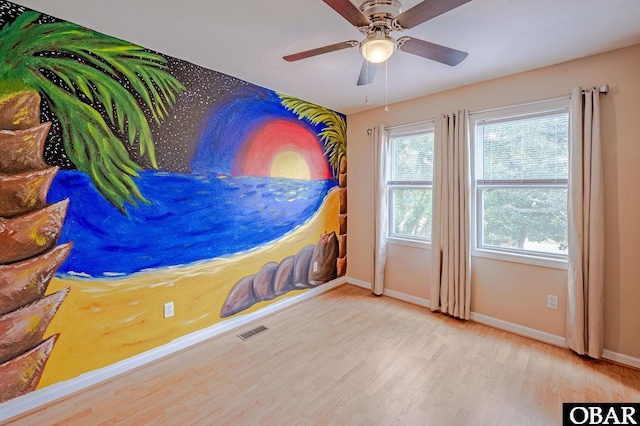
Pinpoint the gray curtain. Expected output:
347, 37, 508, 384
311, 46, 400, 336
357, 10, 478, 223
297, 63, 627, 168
430, 111, 471, 319
566, 87, 605, 358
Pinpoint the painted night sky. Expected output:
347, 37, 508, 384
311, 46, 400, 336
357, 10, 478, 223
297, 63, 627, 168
43, 55, 332, 180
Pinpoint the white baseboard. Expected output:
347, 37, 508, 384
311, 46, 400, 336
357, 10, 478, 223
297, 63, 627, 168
0, 277, 347, 422
470, 313, 640, 369
469, 311, 567, 348
383, 288, 431, 308
344, 277, 370, 290
603, 349, 640, 370
345, 279, 432, 308
347, 278, 640, 370
347, 277, 430, 308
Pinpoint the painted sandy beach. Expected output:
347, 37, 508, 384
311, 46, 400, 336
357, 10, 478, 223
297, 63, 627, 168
39, 189, 340, 387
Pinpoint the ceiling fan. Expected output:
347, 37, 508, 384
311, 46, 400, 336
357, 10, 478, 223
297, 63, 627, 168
284, 0, 472, 86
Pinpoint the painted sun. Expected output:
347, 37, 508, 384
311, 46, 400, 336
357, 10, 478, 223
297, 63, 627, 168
270, 151, 311, 180
233, 119, 331, 180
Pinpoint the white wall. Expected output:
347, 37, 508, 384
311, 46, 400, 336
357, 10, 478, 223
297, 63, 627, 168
346, 44, 640, 360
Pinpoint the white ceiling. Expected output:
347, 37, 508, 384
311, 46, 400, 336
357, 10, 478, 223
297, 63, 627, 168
9, 0, 640, 115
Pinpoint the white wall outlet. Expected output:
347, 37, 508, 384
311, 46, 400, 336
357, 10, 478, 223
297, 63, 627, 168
164, 301, 174, 318
547, 295, 559, 310
313, 261, 318, 272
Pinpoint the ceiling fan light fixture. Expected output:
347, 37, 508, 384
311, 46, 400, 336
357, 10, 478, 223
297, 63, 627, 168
360, 31, 396, 64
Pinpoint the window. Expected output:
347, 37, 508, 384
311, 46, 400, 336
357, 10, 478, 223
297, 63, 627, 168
388, 124, 434, 244
470, 99, 570, 264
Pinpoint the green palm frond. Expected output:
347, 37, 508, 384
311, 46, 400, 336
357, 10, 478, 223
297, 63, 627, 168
277, 93, 346, 179
0, 11, 186, 212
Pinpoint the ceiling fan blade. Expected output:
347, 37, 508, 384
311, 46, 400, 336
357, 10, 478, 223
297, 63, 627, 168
357, 60, 378, 86
395, 0, 472, 29
284, 40, 359, 62
398, 37, 468, 66
323, 0, 371, 28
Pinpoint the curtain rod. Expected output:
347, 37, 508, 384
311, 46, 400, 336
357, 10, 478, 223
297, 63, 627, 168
367, 118, 434, 135
366, 85, 609, 134
470, 84, 609, 116
590, 84, 609, 94
384, 118, 434, 131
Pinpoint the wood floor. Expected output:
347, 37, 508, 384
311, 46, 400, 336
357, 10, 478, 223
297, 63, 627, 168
4, 284, 640, 425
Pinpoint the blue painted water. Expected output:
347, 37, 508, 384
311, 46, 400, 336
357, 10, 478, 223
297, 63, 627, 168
47, 170, 336, 278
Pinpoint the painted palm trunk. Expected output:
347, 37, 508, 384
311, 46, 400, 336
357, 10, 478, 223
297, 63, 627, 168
0, 91, 71, 403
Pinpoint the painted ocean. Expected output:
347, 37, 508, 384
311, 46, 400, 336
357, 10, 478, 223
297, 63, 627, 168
47, 170, 336, 278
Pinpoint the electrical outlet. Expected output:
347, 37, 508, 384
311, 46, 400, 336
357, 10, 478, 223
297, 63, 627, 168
547, 295, 558, 310
164, 301, 174, 318
313, 261, 318, 272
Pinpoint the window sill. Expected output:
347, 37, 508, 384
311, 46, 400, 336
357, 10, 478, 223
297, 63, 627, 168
472, 248, 568, 270
387, 237, 431, 250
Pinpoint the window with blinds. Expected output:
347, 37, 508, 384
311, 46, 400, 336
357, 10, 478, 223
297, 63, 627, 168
476, 112, 569, 183
388, 126, 434, 243
470, 99, 570, 262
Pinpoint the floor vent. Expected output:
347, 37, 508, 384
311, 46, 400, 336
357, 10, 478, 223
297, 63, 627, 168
238, 325, 268, 341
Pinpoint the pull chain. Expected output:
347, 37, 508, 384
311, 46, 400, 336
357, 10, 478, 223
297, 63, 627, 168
384, 59, 389, 112
365, 61, 369, 104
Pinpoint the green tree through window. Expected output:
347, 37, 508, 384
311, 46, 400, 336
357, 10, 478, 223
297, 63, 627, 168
472, 100, 569, 259
388, 126, 434, 242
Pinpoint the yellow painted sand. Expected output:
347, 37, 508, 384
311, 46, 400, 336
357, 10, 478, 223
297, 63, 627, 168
40, 189, 340, 387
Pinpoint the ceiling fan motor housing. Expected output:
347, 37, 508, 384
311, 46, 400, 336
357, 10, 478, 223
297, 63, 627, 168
358, 0, 403, 32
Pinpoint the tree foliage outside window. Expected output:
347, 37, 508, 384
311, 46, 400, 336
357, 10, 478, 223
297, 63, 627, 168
388, 128, 434, 242
473, 104, 570, 259
482, 187, 568, 253
392, 187, 432, 239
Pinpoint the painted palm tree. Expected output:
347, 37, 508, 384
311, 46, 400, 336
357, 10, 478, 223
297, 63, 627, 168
0, 10, 185, 212
0, 9, 185, 400
278, 93, 346, 180
278, 93, 348, 276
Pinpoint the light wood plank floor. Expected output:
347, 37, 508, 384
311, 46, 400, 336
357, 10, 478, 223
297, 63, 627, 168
4, 284, 640, 425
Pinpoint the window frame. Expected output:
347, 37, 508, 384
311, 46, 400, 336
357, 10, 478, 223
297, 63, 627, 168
469, 98, 570, 269
386, 122, 435, 248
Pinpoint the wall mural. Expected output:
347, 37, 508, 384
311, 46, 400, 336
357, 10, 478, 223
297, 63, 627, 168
0, 1, 347, 403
